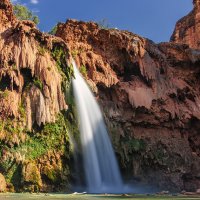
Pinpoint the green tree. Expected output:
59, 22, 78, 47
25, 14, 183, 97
13, 4, 40, 25
49, 24, 58, 35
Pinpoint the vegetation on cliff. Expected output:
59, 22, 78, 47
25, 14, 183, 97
0, 0, 78, 193
13, 4, 39, 25
1, 0, 200, 194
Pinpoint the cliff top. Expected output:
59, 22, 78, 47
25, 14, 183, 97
0, 0, 16, 30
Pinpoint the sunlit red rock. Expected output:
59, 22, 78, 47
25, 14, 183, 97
171, 0, 200, 49
57, 15, 200, 191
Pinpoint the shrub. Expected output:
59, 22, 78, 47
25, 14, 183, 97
80, 65, 87, 78
0, 90, 9, 99
127, 139, 146, 152
97, 19, 111, 29
52, 45, 74, 82
71, 50, 79, 58
37, 46, 46, 56
49, 24, 58, 35
33, 78, 43, 91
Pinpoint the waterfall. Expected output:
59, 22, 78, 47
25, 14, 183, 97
72, 61, 123, 193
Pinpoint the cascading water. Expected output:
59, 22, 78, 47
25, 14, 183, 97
72, 61, 123, 193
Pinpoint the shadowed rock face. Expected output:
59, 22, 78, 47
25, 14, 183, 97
171, 0, 200, 49
57, 18, 200, 191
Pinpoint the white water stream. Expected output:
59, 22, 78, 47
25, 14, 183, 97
72, 61, 123, 193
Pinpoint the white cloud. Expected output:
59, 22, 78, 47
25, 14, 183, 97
30, 0, 39, 4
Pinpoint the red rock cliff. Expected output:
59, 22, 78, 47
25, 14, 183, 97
1, 0, 200, 193
171, 0, 200, 49
57, 18, 200, 191
0, 0, 16, 31
0, 0, 73, 192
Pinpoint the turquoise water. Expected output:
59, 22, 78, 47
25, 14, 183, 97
0, 194, 200, 200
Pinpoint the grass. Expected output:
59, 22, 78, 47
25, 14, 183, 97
0, 194, 200, 200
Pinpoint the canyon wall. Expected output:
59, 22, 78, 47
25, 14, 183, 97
0, 0, 76, 192
171, 0, 200, 49
56, 10, 200, 191
0, 0, 200, 193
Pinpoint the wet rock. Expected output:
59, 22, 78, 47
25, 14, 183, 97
22, 162, 42, 192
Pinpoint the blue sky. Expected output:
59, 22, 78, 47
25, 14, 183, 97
12, 0, 193, 43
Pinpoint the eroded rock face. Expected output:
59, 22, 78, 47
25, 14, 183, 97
57, 19, 200, 191
0, 0, 72, 193
0, 3, 68, 129
171, 0, 200, 49
0, 0, 16, 31
1, 0, 200, 193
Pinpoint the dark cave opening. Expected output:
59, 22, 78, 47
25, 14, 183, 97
0, 75, 11, 91
20, 68, 33, 90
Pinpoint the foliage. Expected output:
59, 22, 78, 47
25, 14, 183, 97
71, 48, 84, 58
64, 87, 80, 147
7, 163, 22, 189
51, 45, 74, 82
80, 65, 87, 78
44, 167, 59, 183
97, 19, 111, 29
119, 135, 146, 154
0, 90, 9, 99
0, 157, 13, 173
33, 77, 43, 91
71, 50, 79, 58
127, 138, 146, 152
13, 4, 40, 25
37, 46, 46, 56
0, 119, 23, 135
14, 138, 47, 160
10, 113, 72, 160
0, 86, 77, 190
52, 46, 66, 67
12, 64, 18, 71
49, 24, 58, 35
19, 99, 26, 119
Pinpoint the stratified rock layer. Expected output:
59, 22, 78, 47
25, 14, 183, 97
57, 19, 200, 191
